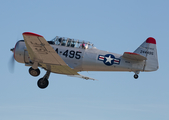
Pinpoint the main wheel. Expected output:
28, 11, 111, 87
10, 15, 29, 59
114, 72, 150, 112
29, 67, 40, 77
134, 74, 139, 79
37, 78, 49, 89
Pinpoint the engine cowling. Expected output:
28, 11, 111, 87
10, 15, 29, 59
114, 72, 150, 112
14, 40, 30, 63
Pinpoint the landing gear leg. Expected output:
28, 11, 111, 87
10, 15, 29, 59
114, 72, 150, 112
134, 71, 140, 79
29, 67, 40, 77
37, 70, 51, 89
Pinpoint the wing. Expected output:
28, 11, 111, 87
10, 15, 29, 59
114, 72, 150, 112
23, 32, 78, 75
122, 52, 147, 61
23, 32, 95, 80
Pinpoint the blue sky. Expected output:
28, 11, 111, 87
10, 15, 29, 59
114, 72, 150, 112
0, 0, 169, 120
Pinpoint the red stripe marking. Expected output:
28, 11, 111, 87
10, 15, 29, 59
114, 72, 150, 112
22, 32, 43, 37
99, 57, 104, 59
114, 60, 119, 62
146, 37, 156, 44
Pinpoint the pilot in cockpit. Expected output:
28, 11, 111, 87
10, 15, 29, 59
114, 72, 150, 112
58, 38, 62, 45
82, 43, 85, 49
80, 42, 85, 49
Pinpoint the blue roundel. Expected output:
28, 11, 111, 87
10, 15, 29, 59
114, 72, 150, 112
103, 54, 115, 66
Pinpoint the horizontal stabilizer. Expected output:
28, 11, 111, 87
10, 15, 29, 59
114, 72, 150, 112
68, 74, 96, 80
122, 52, 147, 61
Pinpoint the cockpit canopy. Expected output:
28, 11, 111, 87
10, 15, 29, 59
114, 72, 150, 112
49, 36, 94, 49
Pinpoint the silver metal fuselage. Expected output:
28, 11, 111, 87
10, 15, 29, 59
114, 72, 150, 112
14, 40, 145, 73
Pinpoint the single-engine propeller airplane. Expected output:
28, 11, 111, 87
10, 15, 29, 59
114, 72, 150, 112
10, 32, 159, 89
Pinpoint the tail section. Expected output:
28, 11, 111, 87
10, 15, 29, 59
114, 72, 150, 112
134, 37, 159, 71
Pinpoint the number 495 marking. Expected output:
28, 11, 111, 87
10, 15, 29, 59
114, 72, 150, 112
55, 48, 82, 59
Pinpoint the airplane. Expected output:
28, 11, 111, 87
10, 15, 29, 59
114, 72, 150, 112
10, 32, 159, 89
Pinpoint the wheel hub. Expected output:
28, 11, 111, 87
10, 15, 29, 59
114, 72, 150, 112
30, 70, 38, 76
29, 67, 40, 77
37, 78, 49, 89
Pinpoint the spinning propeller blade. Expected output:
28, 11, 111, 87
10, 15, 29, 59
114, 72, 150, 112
9, 48, 15, 73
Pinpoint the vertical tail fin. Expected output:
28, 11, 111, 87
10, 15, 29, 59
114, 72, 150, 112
134, 37, 159, 71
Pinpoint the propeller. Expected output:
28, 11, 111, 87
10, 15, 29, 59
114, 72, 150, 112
9, 31, 22, 73
9, 48, 15, 73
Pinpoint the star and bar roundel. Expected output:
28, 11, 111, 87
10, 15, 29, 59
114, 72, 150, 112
98, 54, 121, 66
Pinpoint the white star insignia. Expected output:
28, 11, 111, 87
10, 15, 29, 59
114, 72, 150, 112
105, 55, 114, 63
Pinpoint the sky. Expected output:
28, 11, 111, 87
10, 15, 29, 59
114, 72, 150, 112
0, 0, 169, 120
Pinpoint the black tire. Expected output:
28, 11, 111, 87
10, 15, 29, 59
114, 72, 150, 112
134, 74, 139, 79
29, 67, 40, 77
37, 78, 49, 89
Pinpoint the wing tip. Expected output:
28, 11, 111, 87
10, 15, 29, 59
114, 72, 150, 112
23, 32, 43, 37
